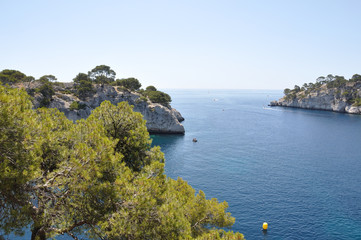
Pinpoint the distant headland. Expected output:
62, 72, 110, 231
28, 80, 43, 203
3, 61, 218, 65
270, 74, 361, 114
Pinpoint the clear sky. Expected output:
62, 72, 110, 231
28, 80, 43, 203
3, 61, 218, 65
1, 0, 361, 89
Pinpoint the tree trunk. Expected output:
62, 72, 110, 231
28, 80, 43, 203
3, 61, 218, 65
31, 226, 46, 240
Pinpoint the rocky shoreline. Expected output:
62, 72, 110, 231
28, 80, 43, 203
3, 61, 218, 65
270, 81, 361, 114
22, 82, 185, 134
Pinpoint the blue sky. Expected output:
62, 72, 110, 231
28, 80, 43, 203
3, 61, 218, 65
1, 0, 361, 89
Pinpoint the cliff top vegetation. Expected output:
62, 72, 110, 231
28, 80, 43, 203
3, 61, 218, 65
282, 74, 361, 106
0, 65, 172, 106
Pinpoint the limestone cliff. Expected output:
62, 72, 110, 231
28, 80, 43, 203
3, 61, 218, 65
24, 82, 185, 134
270, 81, 361, 114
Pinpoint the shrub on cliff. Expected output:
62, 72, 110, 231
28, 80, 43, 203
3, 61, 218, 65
285, 92, 296, 100
38, 75, 57, 83
146, 90, 172, 105
146, 85, 157, 91
73, 73, 95, 99
142, 85, 172, 105
284, 73, 361, 98
350, 74, 361, 82
113, 77, 142, 91
69, 101, 87, 110
36, 76, 56, 107
0, 69, 33, 85
0, 85, 243, 240
326, 75, 347, 89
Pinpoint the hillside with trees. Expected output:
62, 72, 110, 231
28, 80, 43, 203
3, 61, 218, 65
270, 74, 361, 114
0, 65, 172, 106
0, 82, 244, 239
0, 66, 183, 134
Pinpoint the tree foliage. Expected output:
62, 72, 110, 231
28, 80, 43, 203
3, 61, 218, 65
37, 80, 55, 107
38, 75, 57, 83
326, 75, 346, 89
350, 74, 361, 82
283, 88, 290, 95
0, 69, 27, 84
68, 66, 173, 105
69, 101, 87, 111
0, 85, 243, 240
114, 77, 142, 91
142, 86, 172, 105
73, 73, 95, 99
293, 85, 300, 92
147, 90, 172, 105
146, 85, 157, 91
88, 65, 116, 84
87, 101, 153, 172
283, 73, 361, 100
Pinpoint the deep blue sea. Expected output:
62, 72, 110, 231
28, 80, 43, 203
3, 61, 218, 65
4, 89, 361, 240
151, 89, 361, 240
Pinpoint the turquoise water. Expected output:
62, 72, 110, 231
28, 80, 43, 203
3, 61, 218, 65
152, 89, 361, 240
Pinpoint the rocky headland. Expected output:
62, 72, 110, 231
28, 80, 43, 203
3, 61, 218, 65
270, 75, 361, 114
20, 82, 185, 134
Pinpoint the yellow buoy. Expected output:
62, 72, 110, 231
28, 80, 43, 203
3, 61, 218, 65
262, 222, 268, 231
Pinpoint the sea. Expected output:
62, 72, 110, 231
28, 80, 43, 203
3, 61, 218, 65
4, 89, 361, 240
151, 89, 361, 240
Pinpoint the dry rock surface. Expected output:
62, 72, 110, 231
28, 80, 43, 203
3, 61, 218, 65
270, 82, 361, 114
23, 82, 185, 134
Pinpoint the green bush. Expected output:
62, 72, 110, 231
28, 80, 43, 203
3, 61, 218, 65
327, 76, 347, 89
61, 90, 73, 94
73, 73, 95, 99
70, 101, 87, 110
283, 88, 291, 95
114, 78, 141, 91
26, 88, 36, 96
146, 85, 157, 92
0, 69, 27, 84
142, 85, 171, 105
38, 81, 55, 107
350, 74, 361, 82
146, 90, 171, 105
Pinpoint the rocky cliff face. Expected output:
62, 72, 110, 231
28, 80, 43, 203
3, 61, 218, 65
26, 82, 185, 134
270, 82, 361, 114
